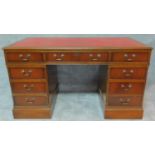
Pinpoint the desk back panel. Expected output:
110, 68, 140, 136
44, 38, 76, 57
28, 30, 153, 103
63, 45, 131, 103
53, 65, 108, 92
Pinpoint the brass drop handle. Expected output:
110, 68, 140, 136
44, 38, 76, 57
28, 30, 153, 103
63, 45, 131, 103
23, 84, 34, 91
25, 97, 35, 104
119, 98, 131, 105
121, 84, 132, 91
56, 58, 63, 61
89, 53, 101, 61
91, 58, 98, 61
122, 69, 134, 77
124, 53, 136, 61
89, 54, 97, 61
19, 54, 31, 61
54, 53, 64, 61
21, 69, 32, 77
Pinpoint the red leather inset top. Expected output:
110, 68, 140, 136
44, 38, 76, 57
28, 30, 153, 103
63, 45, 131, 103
5, 37, 150, 49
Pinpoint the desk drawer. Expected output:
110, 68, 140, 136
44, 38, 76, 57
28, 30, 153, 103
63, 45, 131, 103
108, 96, 142, 106
14, 96, 48, 106
9, 68, 45, 79
109, 67, 147, 79
109, 82, 145, 95
80, 53, 108, 62
47, 53, 78, 61
12, 82, 47, 93
46, 52, 109, 62
111, 52, 150, 62
6, 53, 43, 62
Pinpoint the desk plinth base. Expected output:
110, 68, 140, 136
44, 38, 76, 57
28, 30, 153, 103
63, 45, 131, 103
13, 106, 52, 119
104, 106, 143, 119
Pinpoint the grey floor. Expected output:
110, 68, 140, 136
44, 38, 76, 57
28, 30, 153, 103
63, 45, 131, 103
0, 34, 155, 121
52, 93, 104, 121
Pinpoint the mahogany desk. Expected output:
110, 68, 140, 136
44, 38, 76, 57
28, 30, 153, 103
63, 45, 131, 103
3, 37, 152, 119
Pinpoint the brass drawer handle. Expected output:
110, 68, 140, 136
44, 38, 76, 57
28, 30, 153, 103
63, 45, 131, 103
89, 54, 98, 61
19, 54, 31, 61
121, 84, 132, 91
91, 58, 98, 61
121, 102, 129, 105
126, 58, 133, 61
122, 69, 134, 77
55, 58, 63, 61
122, 69, 134, 73
21, 69, 32, 77
25, 97, 35, 104
23, 84, 34, 91
89, 54, 101, 60
119, 98, 131, 105
124, 53, 137, 61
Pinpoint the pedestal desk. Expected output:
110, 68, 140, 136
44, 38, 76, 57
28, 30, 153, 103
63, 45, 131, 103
3, 37, 152, 119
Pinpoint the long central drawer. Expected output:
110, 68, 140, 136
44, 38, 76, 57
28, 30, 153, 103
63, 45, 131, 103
46, 52, 109, 62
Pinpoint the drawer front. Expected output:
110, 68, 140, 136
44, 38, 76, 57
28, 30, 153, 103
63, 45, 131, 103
111, 52, 149, 62
14, 96, 48, 106
9, 68, 45, 79
109, 82, 145, 95
47, 53, 78, 61
109, 67, 147, 79
80, 53, 108, 62
6, 53, 43, 62
108, 96, 143, 106
12, 82, 47, 93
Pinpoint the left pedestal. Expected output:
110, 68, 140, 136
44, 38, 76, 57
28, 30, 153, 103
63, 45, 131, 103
4, 51, 52, 119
